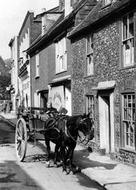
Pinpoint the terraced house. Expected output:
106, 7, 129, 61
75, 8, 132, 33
27, 0, 96, 115
68, 0, 136, 164
18, 11, 42, 108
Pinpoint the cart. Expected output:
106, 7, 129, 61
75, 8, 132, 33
15, 107, 57, 162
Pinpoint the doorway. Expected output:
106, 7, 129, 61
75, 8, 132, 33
98, 92, 114, 153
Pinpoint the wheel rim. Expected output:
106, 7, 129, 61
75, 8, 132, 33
15, 118, 27, 161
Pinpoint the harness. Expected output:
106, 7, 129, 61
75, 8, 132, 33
44, 114, 68, 140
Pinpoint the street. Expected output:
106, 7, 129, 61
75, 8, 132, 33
0, 119, 105, 190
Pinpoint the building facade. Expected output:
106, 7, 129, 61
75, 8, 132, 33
27, 7, 62, 110
69, 0, 136, 164
18, 11, 41, 108
8, 36, 19, 113
27, 0, 96, 115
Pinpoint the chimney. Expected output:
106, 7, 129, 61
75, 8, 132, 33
59, 0, 65, 11
64, 0, 73, 17
41, 8, 47, 36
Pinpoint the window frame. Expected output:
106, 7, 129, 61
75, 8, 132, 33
86, 34, 94, 76
55, 38, 67, 74
122, 93, 136, 150
35, 53, 40, 78
121, 12, 135, 68
85, 95, 95, 119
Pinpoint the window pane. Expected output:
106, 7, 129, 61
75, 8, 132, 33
122, 94, 135, 149
122, 13, 134, 67
123, 16, 127, 40
123, 41, 131, 66
130, 38, 134, 64
86, 95, 94, 118
86, 35, 94, 75
129, 13, 134, 38
87, 54, 93, 76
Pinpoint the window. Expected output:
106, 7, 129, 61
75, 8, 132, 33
85, 95, 94, 119
35, 53, 40, 77
34, 92, 40, 108
86, 35, 94, 76
122, 93, 135, 150
56, 38, 67, 73
122, 13, 134, 67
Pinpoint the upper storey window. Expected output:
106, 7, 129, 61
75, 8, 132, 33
122, 13, 134, 67
55, 38, 67, 74
35, 53, 40, 78
86, 34, 94, 76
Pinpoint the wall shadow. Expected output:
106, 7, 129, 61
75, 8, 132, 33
74, 148, 117, 170
0, 160, 44, 190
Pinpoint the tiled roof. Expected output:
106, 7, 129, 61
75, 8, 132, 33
68, 0, 136, 38
27, 0, 96, 54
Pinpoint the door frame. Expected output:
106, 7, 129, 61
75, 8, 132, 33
98, 90, 115, 153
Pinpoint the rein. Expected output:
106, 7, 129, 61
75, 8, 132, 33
44, 115, 67, 140
66, 127, 77, 142
65, 117, 87, 143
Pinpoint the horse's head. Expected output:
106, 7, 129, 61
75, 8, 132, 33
78, 113, 94, 140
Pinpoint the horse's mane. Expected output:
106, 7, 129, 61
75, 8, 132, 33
67, 115, 82, 127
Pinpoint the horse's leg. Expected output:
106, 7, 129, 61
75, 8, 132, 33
66, 143, 81, 174
44, 137, 51, 161
60, 144, 67, 172
69, 146, 81, 174
54, 143, 60, 166
65, 147, 74, 174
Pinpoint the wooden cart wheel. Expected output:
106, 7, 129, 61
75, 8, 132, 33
15, 118, 27, 162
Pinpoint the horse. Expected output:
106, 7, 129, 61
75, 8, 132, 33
44, 109, 68, 166
60, 114, 94, 174
44, 110, 94, 173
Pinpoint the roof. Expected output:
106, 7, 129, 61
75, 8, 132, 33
68, 0, 136, 39
27, 13, 64, 55
27, 0, 96, 55
18, 11, 34, 36
35, 6, 61, 17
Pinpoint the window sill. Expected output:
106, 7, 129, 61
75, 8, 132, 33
119, 147, 136, 154
84, 74, 94, 79
35, 76, 40, 79
119, 64, 136, 71
56, 70, 67, 75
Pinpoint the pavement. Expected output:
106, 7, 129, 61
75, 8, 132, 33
0, 111, 136, 190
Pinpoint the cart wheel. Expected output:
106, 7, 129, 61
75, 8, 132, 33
15, 118, 27, 162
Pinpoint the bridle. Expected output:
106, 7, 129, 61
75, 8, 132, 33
77, 117, 94, 145
65, 117, 93, 144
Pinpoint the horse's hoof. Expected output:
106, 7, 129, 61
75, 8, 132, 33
66, 169, 71, 175
72, 166, 81, 174
53, 163, 58, 168
45, 161, 50, 167
56, 161, 63, 167
78, 167, 81, 173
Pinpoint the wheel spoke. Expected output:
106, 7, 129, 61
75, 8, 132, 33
17, 142, 21, 150
17, 128, 21, 137
15, 118, 27, 161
